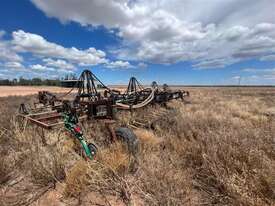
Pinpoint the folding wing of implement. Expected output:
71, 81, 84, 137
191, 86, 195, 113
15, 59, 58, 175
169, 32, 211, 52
114, 77, 189, 109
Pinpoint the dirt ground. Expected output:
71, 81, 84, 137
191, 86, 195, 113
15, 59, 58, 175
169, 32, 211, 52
0, 86, 76, 97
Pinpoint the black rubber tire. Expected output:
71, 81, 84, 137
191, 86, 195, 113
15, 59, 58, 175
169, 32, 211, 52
88, 143, 98, 158
115, 127, 139, 156
111, 107, 117, 120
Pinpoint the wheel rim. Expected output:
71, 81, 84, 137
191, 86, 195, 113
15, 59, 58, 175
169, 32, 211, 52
88, 143, 97, 158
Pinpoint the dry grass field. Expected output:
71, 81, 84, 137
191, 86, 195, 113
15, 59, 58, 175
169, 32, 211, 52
0, 87, 274, 205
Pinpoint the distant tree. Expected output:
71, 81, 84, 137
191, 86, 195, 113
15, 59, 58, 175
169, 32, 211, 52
72, 74, 77, 80
12, 78, 18, 85
19, 76, 28, 85
0, 79, 11, 85
31, 78, 42, 85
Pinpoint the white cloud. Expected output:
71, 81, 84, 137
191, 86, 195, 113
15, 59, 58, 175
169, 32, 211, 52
252, 23, 275, 35
0, 73, 9, 79
4, 62, 25, 70
12, 30, 107, 66
0, 29, 136, 79
137, 62, 147, 68
31, 0, 133, 28
31, 0, 275, 29
242, 67, 275, 81
232, 75, 241, 80
31, 64, 55, 72
230, 74, 275, 85
0, 30, 6, 38
105, 60, 133, 69
31, 0, 275, 68
242, 68, 258, 72
192, 58, 236, 69
247, 74, 275, 81
260, 74, 275, 80
243, 68, 275, 73
43, 58, 75, 70
0, 31, 23, 62
260, 54, 275, 61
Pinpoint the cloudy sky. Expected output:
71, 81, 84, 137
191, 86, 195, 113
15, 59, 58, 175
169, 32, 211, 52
0, 0, 275, 85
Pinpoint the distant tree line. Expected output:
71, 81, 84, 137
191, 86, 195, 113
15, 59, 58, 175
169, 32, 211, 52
0, 77, 61, 86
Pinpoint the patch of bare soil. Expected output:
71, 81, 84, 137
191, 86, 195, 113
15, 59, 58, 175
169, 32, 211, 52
0, 86, 73, 97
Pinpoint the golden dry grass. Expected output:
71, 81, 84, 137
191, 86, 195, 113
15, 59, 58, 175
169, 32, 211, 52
64, 160, 88, 197
98, 142, 130, 174
0, 87, 274, 205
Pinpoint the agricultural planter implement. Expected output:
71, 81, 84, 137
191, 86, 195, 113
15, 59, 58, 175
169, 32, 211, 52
114, 77, 189, 109
18, 69, 189, 160
152, 82, 189, 104
114, 77, 155, 110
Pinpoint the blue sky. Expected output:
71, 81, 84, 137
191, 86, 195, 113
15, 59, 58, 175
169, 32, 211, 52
0, 0, 275, 85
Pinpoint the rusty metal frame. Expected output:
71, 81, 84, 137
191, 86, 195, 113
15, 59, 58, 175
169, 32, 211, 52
18, 111, 87, 130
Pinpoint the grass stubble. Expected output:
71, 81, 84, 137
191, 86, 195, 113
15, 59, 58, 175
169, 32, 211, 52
0, 87, 274, 205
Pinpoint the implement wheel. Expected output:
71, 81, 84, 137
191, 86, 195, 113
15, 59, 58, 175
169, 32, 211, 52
115, 127, 139, 156
88, 143, 98, 159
